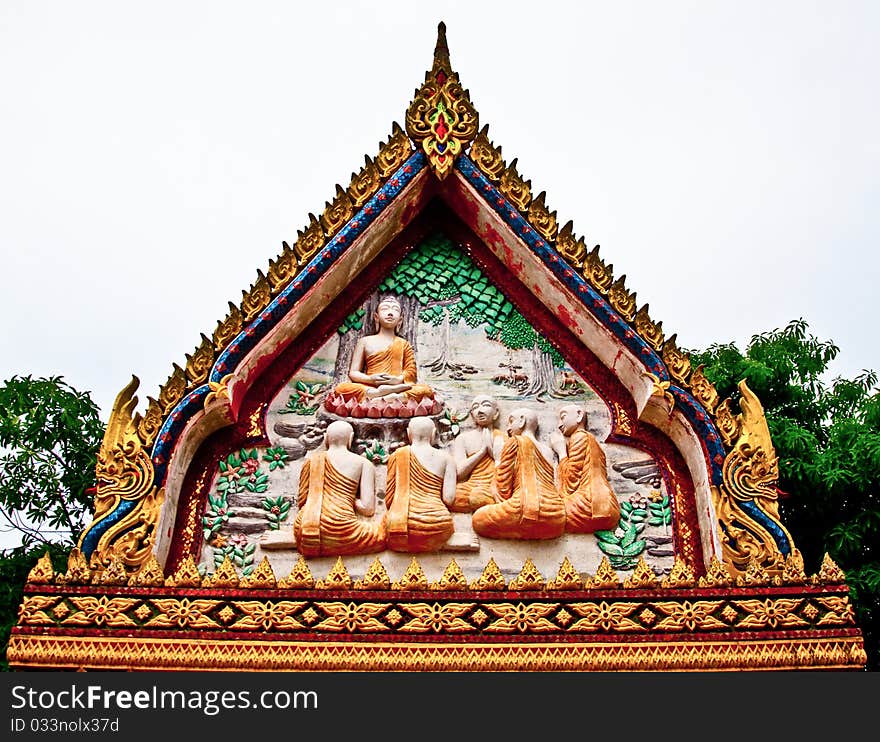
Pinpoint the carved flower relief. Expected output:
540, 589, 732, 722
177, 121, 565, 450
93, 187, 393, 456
146, 599, 220, 629
733, 599, 807, 630
65, 596, 138, 627
314, 602, 390, 632
652, 601, 726, 632
569, 602, 643, 633
230, 601, 306, 631
484, 603, 558, 633
398, 602, 475, 633
17, 595, 61, 626
814, 597, 856, 627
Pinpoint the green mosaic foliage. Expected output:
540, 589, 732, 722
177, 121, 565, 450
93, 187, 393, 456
202, 491, 229, 542
361, 440, 388, 465
261, 495, 291, 530
263, 447, 290, 471
217, 448, 268, 495
212, 537, 256, 576
336, 232, 563, 365
594, 501, 648, 570
279, 381, 326, 415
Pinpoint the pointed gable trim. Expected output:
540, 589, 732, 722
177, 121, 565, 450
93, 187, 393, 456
148, 151, 429, 485
455, 154, 727, 486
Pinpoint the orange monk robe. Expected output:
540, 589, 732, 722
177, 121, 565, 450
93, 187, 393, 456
293, 453, 386, 557
384, 448, 454, 553
451, 430, 505, 513
472, 435, 566, 540
557, 429, 621, 533
334, 336, 435, 403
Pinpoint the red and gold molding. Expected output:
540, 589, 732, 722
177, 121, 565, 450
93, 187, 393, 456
8, 635, 865, 672
8, 573, 867, 671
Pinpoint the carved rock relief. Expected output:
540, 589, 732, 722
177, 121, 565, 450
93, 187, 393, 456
197, 235, 676, 584
198, 322, 674, 584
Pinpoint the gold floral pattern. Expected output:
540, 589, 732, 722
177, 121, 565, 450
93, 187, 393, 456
484, 603, 558, 633
398, 603, 474, 633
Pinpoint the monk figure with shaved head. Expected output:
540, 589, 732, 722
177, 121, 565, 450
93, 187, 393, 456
551, 403, 620, 534
291, 420, 386, 556
450, 394, 505, 512
384, 417, 457, 553
471, 407, 566, 540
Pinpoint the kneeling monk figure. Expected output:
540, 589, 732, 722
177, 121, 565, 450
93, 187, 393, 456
293, 420, 386, 556
384, 417, 457, 553
332, 296, 436, 404
550, 404, 620, 533
450, 394, 505, 512
472, 407, 566, 540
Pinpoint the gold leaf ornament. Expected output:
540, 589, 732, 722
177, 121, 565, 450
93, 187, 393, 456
468, 125, 505, 183
526, 192, 558, 242
185, 333, 215, 387
499, 159, 532, 212
555, 221, 586, 269
348, 155, 382, 208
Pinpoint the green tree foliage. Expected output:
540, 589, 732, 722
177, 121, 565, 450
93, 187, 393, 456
0, 375, 104, 670
0, 375, 103, 549
689, 319, 880, 669
338, 232, 564, 366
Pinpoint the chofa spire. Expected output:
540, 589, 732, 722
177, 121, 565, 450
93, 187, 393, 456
405, 21, 478, 180
432, 20, 451, 72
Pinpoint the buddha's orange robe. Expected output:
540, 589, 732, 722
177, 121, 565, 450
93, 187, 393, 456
451, 430, 505, 513
472, 435, 566, 540
334, 336, 435, 403
293, 452, 385, 557
557, 429, 620, 533
384, 448, 454, 553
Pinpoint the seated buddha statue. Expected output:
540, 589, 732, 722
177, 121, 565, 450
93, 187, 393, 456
471, 407, 566, 541
327, 296, 439, 417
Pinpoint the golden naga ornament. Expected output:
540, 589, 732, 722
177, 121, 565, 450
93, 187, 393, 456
158, 364, 187, 415
405, 23, 478, 180
469, 125, 505, 183
583, 245, 614, 295
348, 155, 382, 208
608, 275, 637, 321
213, 301, 243, 352
376, 123, 413, 179
241, 269, 272, 323
555, 221, 587, 269
499, 159, 532, 212
268, 243, 298, 295
527, 192, 558, 242
634, 304, 664, 352
319, 184, 354, 238
134, 395, 163, 449
293, 213, 325, 266
688, 364, 719, 414
661, 334, 692, 386
77, 377, 165, 573
185, 333, 215, 387
711, 381, 795, 576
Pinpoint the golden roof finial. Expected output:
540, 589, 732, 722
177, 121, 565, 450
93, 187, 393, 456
433, 21, 451, 73
406, 21, 478, 180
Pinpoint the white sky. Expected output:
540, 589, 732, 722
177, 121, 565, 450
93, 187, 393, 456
1, 0, 878, 421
